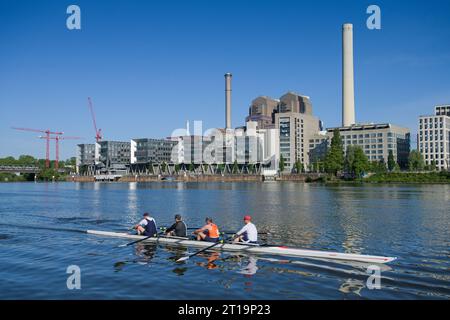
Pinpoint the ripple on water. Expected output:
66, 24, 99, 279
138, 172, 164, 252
0, 182, 449, 299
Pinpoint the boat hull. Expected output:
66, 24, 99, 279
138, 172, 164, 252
87, 230, 397, 264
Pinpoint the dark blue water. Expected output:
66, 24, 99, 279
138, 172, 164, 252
0, 182, 449, 299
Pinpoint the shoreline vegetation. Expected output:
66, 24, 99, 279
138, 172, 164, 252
0, 155, 75, 182
307, 171, 450, 184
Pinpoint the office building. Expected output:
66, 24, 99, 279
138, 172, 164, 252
418, 105, 450, 170
131, 138, 178, 164
326, 124, 410, 168
275, 92, 321, 172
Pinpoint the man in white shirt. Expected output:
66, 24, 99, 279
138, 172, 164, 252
133, 212, 157, 237
233, 215, 258, 244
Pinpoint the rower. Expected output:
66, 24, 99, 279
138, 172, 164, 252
193, 217, 220, 243
233, 215, 258, 244
134, 212, 157, 237
165, 214, 187, 237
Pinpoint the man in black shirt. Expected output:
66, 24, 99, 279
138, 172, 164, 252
165, 214, 187, 237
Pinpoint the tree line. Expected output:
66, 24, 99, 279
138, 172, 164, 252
0, 155, 77, 182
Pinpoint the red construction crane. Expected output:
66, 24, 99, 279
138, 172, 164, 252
12, 127, 64, 168
39, 135, 82, 170
88, 97, 103, 143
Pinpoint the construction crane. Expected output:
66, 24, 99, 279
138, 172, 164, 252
88, 97, 102, 143
12, 127, 64, 168
39, 135, 82, 170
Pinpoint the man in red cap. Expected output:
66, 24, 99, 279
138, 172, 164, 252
233, 215, 258, 244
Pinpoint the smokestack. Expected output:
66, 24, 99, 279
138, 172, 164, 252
225, 73, 232, 129
342, 23, 355, 127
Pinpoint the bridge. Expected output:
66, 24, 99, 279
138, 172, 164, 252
0, 166, 41, 174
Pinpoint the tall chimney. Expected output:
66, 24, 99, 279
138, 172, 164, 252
225, 73, 232, 129
342, 23, 355, 127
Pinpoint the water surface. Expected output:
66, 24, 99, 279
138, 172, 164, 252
0, 182, 449, 299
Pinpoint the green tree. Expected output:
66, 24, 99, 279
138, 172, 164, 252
188, 162, 195, 172
344, 145, 356, 173
325, 129, 344, 175
345, 146, 369, 177
18, 155, 36, 166
352, 147, 370, 177
408, 150, 425, 171
279, 155, 285, 172
294, 160, 303, 173
38, 168, 60, 181
387, 150, 396, 172
430, 160, 437, 171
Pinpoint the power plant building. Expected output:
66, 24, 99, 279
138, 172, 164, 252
246, 96, 279, 129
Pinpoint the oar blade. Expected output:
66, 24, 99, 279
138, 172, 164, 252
176, 256, 190, 263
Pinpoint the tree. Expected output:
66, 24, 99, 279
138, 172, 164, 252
345, 146, 369, 177
325, 129, 344, 175
188, 162, 195, 172
38, 168, 60, 181
387, 150, 396, 172
408, 150, 425, 171
430, 160, 437, 171
18, 155, 36, 166
279, 155, 285, 172
353, 147, 370, 177
294, 160, 303, 173
344, 145, 356, 173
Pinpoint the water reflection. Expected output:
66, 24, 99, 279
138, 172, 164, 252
196, 252, 221, 270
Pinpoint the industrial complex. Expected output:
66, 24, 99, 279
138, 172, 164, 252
74, 23, 449, 179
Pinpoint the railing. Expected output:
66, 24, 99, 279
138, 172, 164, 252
0, 166, 41, 173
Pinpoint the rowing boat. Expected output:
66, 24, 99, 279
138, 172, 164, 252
87, 230, 397, 264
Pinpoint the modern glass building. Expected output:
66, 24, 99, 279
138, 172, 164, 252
98, 141, 131, 170
131, 138, 178, 164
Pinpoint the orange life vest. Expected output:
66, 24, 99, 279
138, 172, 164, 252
206, 223, 219, 238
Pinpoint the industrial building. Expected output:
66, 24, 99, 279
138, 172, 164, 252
418, 105, 450, 170
275, 105, 321, 171
245, 96, 279, 129
244, 92, 321, 172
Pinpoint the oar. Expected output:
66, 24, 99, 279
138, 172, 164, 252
176, 239, 225, 262
118, 232, 159, 248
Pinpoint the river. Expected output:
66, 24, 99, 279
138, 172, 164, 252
0, 182, 449, 299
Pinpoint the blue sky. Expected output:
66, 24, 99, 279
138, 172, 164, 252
1, 0, 450, 160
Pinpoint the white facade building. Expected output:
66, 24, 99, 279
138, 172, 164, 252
418, 105, 450, 170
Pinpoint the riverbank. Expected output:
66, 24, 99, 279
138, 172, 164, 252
50, 171, 450, 185
362, 171, 450, 184
318, 171, 450, 184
